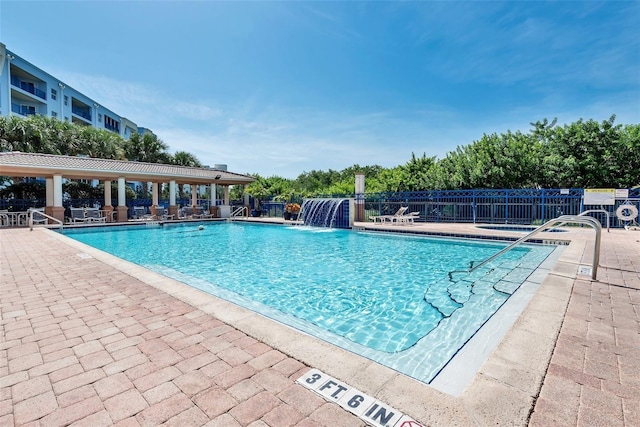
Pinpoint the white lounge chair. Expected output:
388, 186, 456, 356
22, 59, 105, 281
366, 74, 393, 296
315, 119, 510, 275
392, 211, 421, 225
155, 206, 174, 220
132, 206, 153, 220
370, 206, 409, 223
85, 208, 106, 223
70, 207, 91, 223
193, 206, 213, 219
179, 207, 194, 219
28, 208, 48, 225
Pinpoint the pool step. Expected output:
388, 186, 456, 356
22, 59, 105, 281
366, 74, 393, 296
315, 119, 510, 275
424, 257, 533, 318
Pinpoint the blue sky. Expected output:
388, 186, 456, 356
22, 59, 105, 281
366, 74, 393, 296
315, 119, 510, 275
1, 1, 638, 178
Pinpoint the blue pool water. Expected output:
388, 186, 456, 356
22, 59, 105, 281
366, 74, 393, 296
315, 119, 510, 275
63, 222, 556, 382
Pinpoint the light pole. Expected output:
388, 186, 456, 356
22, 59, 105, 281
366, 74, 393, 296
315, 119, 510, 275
58, 82, 65, 119
6, 53, 15, 115
93, 103, 99, 127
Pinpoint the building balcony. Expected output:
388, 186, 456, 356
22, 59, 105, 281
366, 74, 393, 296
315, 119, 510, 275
71, 116, 91, 127
71, 106, 92, 122
105, 123, 120, 133
11, 102, 37, 116
10, 75, 46, 100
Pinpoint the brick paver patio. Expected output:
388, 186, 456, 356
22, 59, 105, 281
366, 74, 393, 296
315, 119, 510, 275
529, 228, 640, 427
1, 224, 639, 426
1, 228, 362, 426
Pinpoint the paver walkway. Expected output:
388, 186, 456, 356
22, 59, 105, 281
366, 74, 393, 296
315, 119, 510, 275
1, 224, 639, 426
1, 228, 363, 426
529, 228, 640, 426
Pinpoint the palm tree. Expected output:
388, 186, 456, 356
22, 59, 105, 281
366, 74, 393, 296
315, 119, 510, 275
172, 151, 202, 198
125, 132, 171, 197
125, 132, 170, 163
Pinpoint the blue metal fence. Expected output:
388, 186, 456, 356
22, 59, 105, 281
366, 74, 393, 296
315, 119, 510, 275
2, 188, 638, 227
361, 188, 639, 228
0, 198, 229, 220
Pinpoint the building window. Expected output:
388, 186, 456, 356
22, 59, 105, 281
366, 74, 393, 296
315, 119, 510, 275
52, 111, 58, 117
98, 113, 102, 122
64, 95, 68, 106
51, 89, 57, 101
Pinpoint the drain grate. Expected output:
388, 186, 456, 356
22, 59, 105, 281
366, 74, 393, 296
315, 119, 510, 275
577, 265, 593, 276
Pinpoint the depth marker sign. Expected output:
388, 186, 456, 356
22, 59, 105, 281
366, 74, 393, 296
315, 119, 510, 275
296, 369, 424, 427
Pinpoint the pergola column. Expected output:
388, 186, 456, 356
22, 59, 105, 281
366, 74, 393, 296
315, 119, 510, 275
152, 182, 159, 206
191, 184, 198, 208
168, 180, 178, 217
49, 174, 65, 223
116, 177, 128, 222
45, 177, 53, 218
210, 184, 217, 215
355, 173, 365, 222
151, 182, 159, 215
224, 186, 229, 205
103, 180, 114, 222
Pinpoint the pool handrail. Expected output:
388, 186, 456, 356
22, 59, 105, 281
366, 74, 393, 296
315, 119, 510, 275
465, 215, 602, 281
28, 209, 63, 231
578, 209, 610, 232
230, 206, 249, 218
545, 209, 610, 234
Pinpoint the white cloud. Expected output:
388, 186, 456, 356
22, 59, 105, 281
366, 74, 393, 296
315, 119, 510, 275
49, 70, 222, 125
45, 66, 638, 179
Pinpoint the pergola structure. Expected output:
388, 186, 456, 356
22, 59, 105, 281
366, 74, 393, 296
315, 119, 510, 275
0, 152, 255, 222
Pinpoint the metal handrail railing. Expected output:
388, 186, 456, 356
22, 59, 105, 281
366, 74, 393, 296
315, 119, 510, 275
28, 209, 63, 231
579, 209, 610, 232
458, 215, 602, 281
230, 206, 249, 218
547, 209, 611, 234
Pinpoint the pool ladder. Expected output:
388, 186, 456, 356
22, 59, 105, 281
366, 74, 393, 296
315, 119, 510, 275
453, 215, 602, 281
28, 209, 63, 231
229, 206, 249, 220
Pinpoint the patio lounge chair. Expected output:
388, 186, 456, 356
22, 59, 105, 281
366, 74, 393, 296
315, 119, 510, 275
392, 211, 421, 225
85, 208, 106, 223
154, 206, 174, 220
193, 206, 213, 219
70, 207, 92, 223
179, 207, 194, 219
132, 206, 151, 220
370, 206, 409, 223
28, 208, 48, 225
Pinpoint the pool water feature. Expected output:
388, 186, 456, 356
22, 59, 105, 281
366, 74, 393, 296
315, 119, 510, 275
299, 198, 352, 228
62, 222, 558, 384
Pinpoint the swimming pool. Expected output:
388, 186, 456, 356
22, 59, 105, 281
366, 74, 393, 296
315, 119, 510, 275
62, 222, 558, 383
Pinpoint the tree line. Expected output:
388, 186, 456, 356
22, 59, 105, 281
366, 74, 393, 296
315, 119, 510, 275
1, 114, 638, 202
246, 115, 639, 201
0, 114, 202, 167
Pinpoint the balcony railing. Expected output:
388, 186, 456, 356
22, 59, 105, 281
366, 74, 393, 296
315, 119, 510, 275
104, 123, 120, 133
10, 76, 46, 100
11, 102, 36, 116
71, 107, 92, 121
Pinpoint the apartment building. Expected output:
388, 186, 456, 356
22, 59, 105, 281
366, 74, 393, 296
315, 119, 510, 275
0, 43, 153, 139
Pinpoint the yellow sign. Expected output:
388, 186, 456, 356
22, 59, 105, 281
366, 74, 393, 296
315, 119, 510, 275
584, 188, 615, 205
